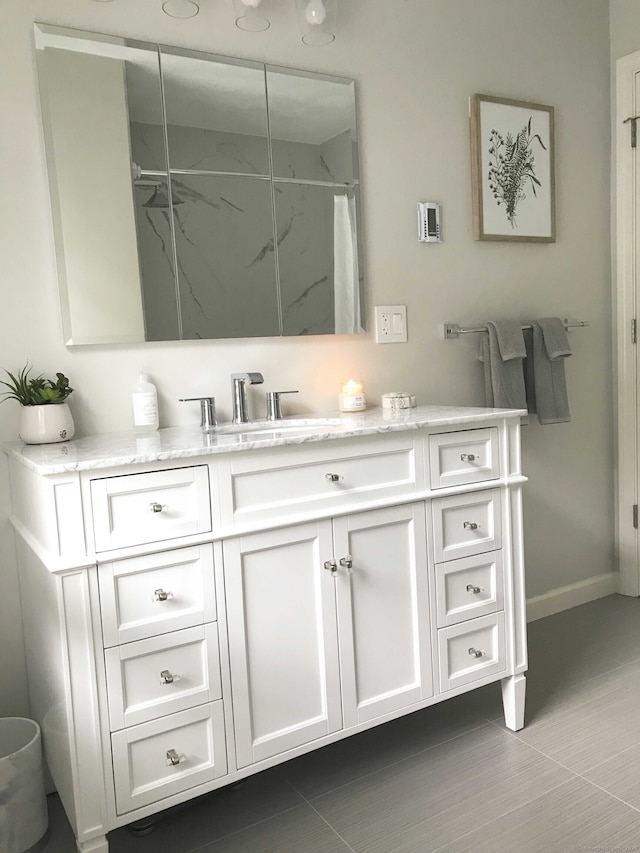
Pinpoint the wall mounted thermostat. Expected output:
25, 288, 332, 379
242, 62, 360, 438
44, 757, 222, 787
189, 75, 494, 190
417, 202, 442, 243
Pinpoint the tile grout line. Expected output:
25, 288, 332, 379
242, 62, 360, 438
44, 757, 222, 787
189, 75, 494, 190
286, 779, 357, 853
427, 718, 640, 853
485, 717, 640, 817
472, 656, 638, 731
427, 776, 578, 853
176, 802, 308, 853
283, 718, 491, 804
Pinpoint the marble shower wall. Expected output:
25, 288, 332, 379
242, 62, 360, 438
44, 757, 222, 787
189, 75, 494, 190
130, 120, 355, 339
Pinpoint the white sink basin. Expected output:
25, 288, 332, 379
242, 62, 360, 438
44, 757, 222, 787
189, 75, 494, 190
217, 418, 347, 436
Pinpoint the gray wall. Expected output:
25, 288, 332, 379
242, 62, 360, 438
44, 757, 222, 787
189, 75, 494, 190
0, 0, 612, 718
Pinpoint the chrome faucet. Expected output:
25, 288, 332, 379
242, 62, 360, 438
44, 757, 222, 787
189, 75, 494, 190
231, 373, 264, 424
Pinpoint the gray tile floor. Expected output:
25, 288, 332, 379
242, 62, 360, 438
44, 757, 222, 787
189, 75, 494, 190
42, 594, 640, 853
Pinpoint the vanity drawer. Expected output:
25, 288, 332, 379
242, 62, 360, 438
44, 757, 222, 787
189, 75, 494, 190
90, 466, 212, 552
429, 428, 499, 489
223, 436, 421, 526
438, 612, 506, 692
432, 488, 502, 562
99, 545, 216, 647
105, 624, 222, 730
435, 551, 505, 627
111, 702, 227, 814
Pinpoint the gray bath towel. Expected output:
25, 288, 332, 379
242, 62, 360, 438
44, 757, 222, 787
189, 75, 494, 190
528, 318, 572, 424
479, 320, 527, 410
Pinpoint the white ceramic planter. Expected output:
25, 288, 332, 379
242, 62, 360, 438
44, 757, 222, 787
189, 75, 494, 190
19, 402, 75, 444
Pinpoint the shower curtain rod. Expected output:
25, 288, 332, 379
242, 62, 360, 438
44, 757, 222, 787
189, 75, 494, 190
443, 320, 589, 339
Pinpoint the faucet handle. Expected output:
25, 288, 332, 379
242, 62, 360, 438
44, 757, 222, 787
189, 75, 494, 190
266, 390, 299, 421
231, 372, 264, 385
179, 397, 217, 433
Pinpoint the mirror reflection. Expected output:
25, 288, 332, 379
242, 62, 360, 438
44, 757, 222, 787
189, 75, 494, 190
34, 24, 364, 345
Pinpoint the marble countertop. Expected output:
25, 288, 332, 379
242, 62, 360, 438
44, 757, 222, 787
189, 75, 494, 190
4, 405, 525, 475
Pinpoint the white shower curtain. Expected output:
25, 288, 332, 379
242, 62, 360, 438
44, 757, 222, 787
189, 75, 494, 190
333, 194, 360, 334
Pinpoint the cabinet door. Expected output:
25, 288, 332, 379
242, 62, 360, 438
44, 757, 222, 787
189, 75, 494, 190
224, 522, 342, 768
333, 503, 433, 728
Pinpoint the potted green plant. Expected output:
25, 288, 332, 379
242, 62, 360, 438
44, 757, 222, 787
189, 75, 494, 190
1, 364, 75, 444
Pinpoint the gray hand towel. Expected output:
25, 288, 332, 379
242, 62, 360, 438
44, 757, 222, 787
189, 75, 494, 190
530, 318, 572, 424
523, 328, 536, 415
478, 320, 527, 410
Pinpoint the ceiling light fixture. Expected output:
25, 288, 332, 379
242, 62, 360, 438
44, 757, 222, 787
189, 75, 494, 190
234, 0, 271, 32
162, 0, 199, 19
294, 0, 336, 46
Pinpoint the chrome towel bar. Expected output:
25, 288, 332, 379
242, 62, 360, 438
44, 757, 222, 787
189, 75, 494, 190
444, 319, 589, 339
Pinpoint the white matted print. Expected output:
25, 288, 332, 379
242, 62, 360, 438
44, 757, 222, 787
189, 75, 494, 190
470, 94, 555, 242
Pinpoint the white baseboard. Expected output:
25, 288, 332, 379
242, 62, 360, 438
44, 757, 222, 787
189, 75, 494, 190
526, 572, 617, 622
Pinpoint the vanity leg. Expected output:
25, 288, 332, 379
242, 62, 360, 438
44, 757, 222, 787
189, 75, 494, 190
77, 835, 109, 853
501, 673, 526, 731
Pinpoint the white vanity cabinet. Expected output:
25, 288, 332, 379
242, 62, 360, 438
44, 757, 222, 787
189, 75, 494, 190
225, 502, 432, 768
6, 406, 527, 853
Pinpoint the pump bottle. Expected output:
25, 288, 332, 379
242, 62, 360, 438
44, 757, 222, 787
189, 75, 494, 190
132, 371, 159, 432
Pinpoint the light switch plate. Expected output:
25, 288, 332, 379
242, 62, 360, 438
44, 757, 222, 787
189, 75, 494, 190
375, 305, 407, 343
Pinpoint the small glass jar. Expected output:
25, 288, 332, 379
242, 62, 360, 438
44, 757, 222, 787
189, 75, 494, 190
339, 379, 366, 412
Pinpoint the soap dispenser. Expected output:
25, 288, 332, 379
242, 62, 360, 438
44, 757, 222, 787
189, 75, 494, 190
132, 371, 159, 432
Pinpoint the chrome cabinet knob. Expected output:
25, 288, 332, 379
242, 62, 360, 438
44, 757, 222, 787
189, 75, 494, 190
165, 749, 186, 766
153, 588, 173, 602
466, 584, 482, 594
323, 560, 338, 574
149, 501, 166, 513
463, 521, 480, 531
160, 670, 179, 684
468, 647, 484, 658
325, 473, 341, 482
460, 453, 477, 462
339, 555, 353, 569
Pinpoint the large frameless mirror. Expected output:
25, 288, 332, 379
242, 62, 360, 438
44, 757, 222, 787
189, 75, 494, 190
34, 23, 364, 345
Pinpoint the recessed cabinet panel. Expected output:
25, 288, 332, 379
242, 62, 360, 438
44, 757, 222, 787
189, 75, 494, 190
226, 437, 420, 526
432, 488, 502, 562
438, 612, 506, 692
334, 504, 433, 728
90, 466, 211, 551
111, 702, 227, 814
429, 428, 500, 489
224, 522, 342, 767
105, 624, 221, 730
99, 545, 216, 646
435, 551, 505, 627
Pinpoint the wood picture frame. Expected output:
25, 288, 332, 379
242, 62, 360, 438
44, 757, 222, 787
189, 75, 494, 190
470, 94, 555, 242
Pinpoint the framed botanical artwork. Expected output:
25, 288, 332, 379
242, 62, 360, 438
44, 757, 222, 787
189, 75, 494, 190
470, 94, 555, 242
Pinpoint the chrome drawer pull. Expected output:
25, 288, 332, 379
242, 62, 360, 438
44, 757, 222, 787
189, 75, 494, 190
463, 521, 480, 531
460, 453, 477, 462
149, 501, 166, 513
160, 670, 180, 685
324, 560, 338, 574
339, 555, 353, 570
325, 473, 341, 482
468, 647, 484, 658
165, 749, 186, 766
466, 584, 482, 594
153, 588, 173, 602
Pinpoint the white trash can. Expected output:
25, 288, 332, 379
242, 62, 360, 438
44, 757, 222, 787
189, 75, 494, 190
0, 718, 48, 853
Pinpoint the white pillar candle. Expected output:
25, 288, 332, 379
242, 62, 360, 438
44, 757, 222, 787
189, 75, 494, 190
339, 379, 366, 412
